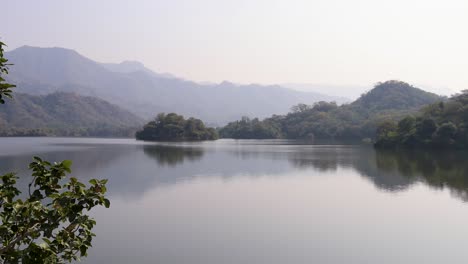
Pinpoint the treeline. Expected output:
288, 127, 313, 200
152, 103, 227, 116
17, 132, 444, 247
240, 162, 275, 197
0, 126, 138, 137
375, 90, 468, 149
219, 81, 442, 141
136, 113, 218, 141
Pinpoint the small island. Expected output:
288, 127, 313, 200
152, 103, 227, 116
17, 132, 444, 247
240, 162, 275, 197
135, 113, 218, 141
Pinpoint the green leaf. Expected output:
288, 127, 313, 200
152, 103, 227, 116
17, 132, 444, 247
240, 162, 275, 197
103, 199, 110, 208
62, 160, 72, 170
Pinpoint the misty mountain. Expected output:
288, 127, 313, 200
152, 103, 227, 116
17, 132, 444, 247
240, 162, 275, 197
0, 92, 143, 137
282, 83, 361, 100
5, 46, 346, 124
283, 82, 451, 101
100, 60, 176, 79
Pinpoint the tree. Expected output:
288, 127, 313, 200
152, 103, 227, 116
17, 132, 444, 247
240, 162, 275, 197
0, 40, 109, 263
136, 113, 218, 141
0, 41, 15, 104
291, 103, 310, 113
415, 118, 437, 141
433, 122, 457, 146
0, 158, 110, 263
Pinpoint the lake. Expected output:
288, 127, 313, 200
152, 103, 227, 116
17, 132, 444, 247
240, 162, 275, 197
1, 137, 468, 264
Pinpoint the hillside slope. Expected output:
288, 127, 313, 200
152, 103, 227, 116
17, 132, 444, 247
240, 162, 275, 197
0, 92, 143, 137
5, 46, 346, 124
351, 80, 442, 112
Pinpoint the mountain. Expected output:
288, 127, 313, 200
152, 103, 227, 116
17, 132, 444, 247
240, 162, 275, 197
0, 92, 143, 137
351, 80, 443, 112
282, 83, 360, 100
5, 46, 346, 124
219, 80, 444, 140
100, 60, 176, 79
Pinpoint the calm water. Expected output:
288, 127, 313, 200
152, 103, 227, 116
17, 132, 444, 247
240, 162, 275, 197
2, 137, 468, 264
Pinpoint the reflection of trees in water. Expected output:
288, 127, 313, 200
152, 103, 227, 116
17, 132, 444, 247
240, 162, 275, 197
374, 149, 468, 201
285, 147, 415, 191
285, 146, 468, 201
6, 140, 468, 203
0, 144, 134, 193
142, 145, 204, 167
287, 147, 356, 172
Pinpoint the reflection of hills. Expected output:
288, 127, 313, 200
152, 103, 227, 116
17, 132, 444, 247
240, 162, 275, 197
283, 146, 468, 201
0, 144, 135, 193
373, 150, 468, 201
229, 146, 415, 192
4, 139, 468, 203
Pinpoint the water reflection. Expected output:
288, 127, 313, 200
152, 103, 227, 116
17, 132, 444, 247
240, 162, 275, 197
280, 146, 468, 201
4, 138, 468, 264
142, 145, 204, 167
139, 143, 468, 203
2, 139, 468, 203
373, 149, 468, 201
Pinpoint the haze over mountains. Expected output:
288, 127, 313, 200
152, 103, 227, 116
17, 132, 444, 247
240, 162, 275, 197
5, 46, 347, 125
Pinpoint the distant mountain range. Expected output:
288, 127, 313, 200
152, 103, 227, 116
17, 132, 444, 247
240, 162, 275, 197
5, 46, 347, 125
0, 92, 143, 137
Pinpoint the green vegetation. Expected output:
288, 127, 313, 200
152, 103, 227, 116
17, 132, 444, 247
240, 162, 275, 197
220, 81, 442, 141
136, 113, 218, 141
0, 92, 143, 137
0, 158, 109, 262
375, 90, 468, 149
0, 41, 15, 104
218, 116, 283, 139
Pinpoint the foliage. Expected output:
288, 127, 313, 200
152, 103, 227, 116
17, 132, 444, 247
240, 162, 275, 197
136, 113, 218, 141
219, 116, 283, 139
0, 158, 109, 263
220, 81, 442, 141
0, 41, 16, 104
351, 80, 441, 112
375, 90, 468, 148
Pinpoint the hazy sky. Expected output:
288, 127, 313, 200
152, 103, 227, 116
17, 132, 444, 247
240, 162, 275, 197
2, 0, 467, 95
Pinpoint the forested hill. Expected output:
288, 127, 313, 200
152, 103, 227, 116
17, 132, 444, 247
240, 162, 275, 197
219, 81, 444, 140
0, 92, 144, 137
351, 80, 442, 112
5, 46, 347, 124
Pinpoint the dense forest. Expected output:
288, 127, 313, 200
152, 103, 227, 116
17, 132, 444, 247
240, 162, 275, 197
375, 90, 468, 149
0, 92, 143, 137
136, 113, 218, 141
220, 81, 443, 141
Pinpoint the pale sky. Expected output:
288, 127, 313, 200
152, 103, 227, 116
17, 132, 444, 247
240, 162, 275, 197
2, 0, 467, 95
